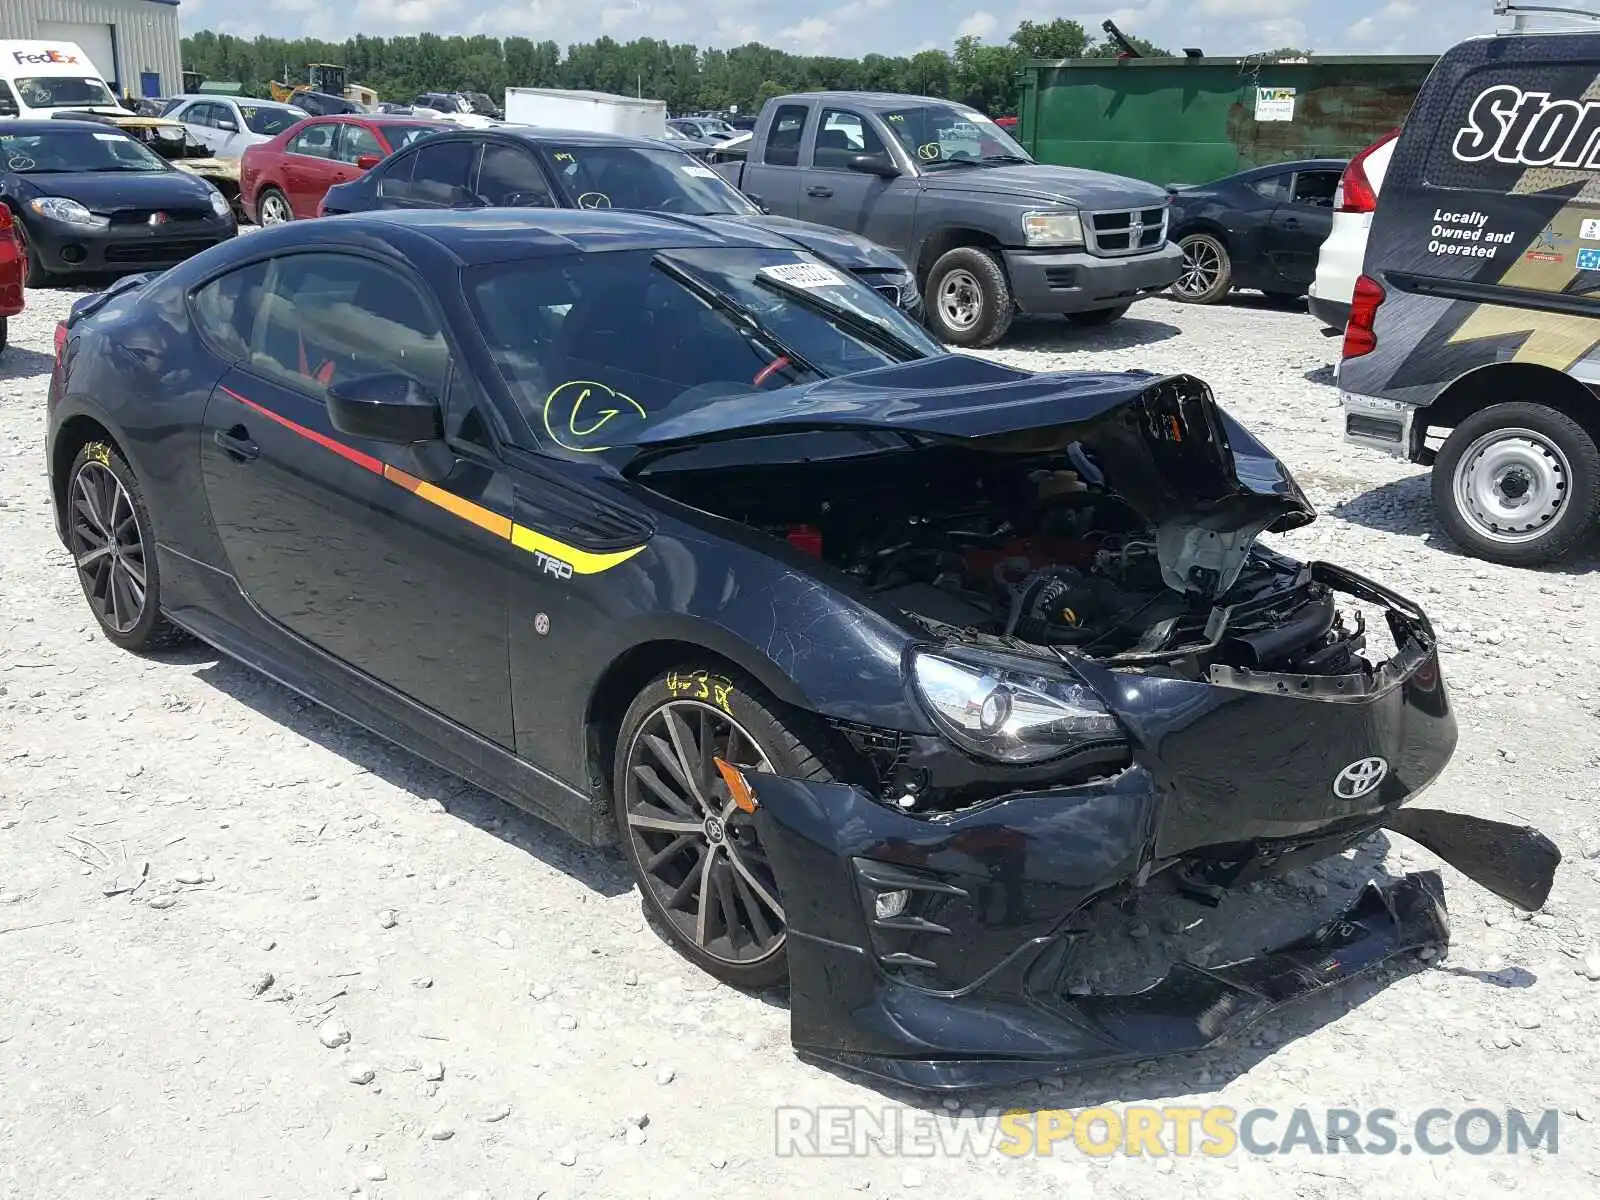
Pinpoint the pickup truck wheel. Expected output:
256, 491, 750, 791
1065, 305, 1130, 327
1171, 232, 1231, 304
927, 247, 1013, 347
1432, 402, 1600, 566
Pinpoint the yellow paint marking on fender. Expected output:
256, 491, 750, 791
509, 525, 646, 574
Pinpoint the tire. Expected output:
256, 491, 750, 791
0, 316, 6, 358
63, 441, 191, 652
1066, 304, 1130, 327
11, 210, 52, 288
613, 666, 834, 989
1431, 402, 1600, 567
925, 246, 1014, 348
1171, 232, 1232, 304
256, 187, 293, 226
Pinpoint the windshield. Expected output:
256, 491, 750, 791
882, 104, 1032, 167
542, 143, 759, 216
241, 104, 306, 136
466, 247, 943, 457
15, 76, 117, 109
0, 129, 168, 173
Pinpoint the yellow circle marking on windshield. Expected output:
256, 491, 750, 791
543, 380, 646, 453
917, 142, 942, 161
577, 192, 611, 209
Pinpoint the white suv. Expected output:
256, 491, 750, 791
1308, 128, 1398, 333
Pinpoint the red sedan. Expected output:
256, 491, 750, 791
240, 115, 448, 225
0, 204, 23, 358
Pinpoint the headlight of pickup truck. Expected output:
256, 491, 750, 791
1021, 209, 1084, 248
911, 651, 1122, 763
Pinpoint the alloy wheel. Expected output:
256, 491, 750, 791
936, 267, 983, 332
67, 461, 148, 635
259, 192, 292, 225
1174, 235, 1223, 299
1452, 427, 1572, 543
621, 700, 785, 966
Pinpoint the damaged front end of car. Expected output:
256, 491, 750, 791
624, 362, 1562, 1089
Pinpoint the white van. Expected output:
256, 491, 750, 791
0, 41, 124, 120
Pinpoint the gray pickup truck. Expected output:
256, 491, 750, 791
710, 91, 1182, 346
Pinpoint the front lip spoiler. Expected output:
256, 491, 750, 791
804, 870, 1448, 1092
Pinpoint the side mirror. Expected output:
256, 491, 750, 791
215, 119, 238, 132
848, 153, 900, 179
327, 373, 444, 444
355, 153, 381, 170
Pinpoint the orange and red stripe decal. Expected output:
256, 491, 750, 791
217, 385, 645, 574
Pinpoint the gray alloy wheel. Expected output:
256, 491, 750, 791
257, 189, 293, 225
68, 458, 150, 636
1171, 232, 1232, 304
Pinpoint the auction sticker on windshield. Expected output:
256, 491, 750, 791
681, 164, 718, 178
758, 262, 849, 289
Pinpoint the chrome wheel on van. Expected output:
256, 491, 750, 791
1451, 427, 1571, 543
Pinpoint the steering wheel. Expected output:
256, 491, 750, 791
657, 195, 691, 213
753, 355, 791, 388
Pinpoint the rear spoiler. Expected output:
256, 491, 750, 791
66, 272, 159, 330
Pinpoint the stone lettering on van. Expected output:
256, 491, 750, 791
1453, 84, 1600, 169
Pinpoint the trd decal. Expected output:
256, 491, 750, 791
218, 385, 647, 574
1453, 85, 1600, 169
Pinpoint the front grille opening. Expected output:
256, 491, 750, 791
1044, 267, 1079, 290
1087, 207, 1168, 257
104, 239, 220, 263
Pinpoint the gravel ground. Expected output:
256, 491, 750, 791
3, 283, 1599, 1199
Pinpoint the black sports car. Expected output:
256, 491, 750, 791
47, 209, 1558, 1090
318, 127, 921, 316
2, 120, 237, 285
1167, 158, 1345, 305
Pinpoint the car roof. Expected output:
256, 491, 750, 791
304, 208, 804, 265
168, 94, 299, 109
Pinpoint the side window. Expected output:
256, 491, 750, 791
408, 140, 476, 206
214, 104, 241, 131
248, 254, 452, 399
288, 124, 336, 159
0, 83, 18, 118
814, 109, 885, 170
337, 124, 383, 164
763, 104, 810, 167
377, 151, 419, 199
1250, 173, 1291, 202
190, 261, 269, 362
1291, 170, 1339, 207
474, 144, 553, 206
181, 103, 213, 128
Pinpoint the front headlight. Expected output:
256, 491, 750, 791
1022, 209, 1084, 248
28, 196, 109, 229
208, 190, 231, 218
910, 651, 1123, 764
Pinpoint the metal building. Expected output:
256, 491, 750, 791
0, 0, 183, 100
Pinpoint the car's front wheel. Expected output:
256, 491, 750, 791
64, 442, 190, 652
614, 667, 833, 989
925, 246, 1014, 347
1432, 402, 1600, 566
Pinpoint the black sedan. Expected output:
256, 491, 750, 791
47, 209, 1556, 1089
319, 126, 921, 315
1, 120, 236, 285
1166, 158, 1345, 305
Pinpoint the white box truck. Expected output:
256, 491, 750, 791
0, 40, 125, 119
502, 88, 667, 137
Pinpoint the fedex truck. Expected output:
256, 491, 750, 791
0, 41, 125, 120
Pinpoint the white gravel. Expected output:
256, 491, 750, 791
3, 286, 1600, 1197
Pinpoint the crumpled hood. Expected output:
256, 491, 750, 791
721, 213, 909, 271
924, 163, 1169, 209
627, 355, 1316, 586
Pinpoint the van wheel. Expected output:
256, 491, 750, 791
1432, 403, 1600, 566
613, 667, 834, 989
1171, 233, 1231, 304
926, 247, 1014, 347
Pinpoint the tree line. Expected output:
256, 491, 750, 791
180, 19, 1310, 117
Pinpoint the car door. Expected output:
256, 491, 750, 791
472, 141, 556, 208
386, 138, 479, 209
176, 102, 223, 154
797, 105, 914, 251
1268, 169, 1340, 292
210, 101, 251, 159
193, 251, 515, 745
282, 122, 339, 217
739, 102, 810, 217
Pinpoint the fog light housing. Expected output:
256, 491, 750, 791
873, 889, 911, 920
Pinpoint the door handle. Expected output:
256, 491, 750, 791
806, 185, 834, 198
214, 425, 259, 462
1284, 216, 1301, 228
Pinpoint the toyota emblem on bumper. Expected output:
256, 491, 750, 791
1333, 756, 1389, 799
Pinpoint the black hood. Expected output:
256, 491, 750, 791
627, 357, 1315, 593
724, 213, 909, 271
925, 163, 1168, 209
16, 169, 215, 212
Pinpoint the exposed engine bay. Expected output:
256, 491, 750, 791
651, 436, 1370, 680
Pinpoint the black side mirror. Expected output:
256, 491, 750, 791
848, 153, 900, 179
328, 373, 444, 445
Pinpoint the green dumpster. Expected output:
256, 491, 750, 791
1015, 55, 1436, 186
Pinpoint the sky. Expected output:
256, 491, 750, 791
176, 0, 1548, 59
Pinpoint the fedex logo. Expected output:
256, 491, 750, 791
12, 49, 81, 66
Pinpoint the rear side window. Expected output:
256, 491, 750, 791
409, 140, 475, 205
246, 254, 452, 399
289, 124, 335, 158
191, 261, 269, 362
763, 104, 810, 167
